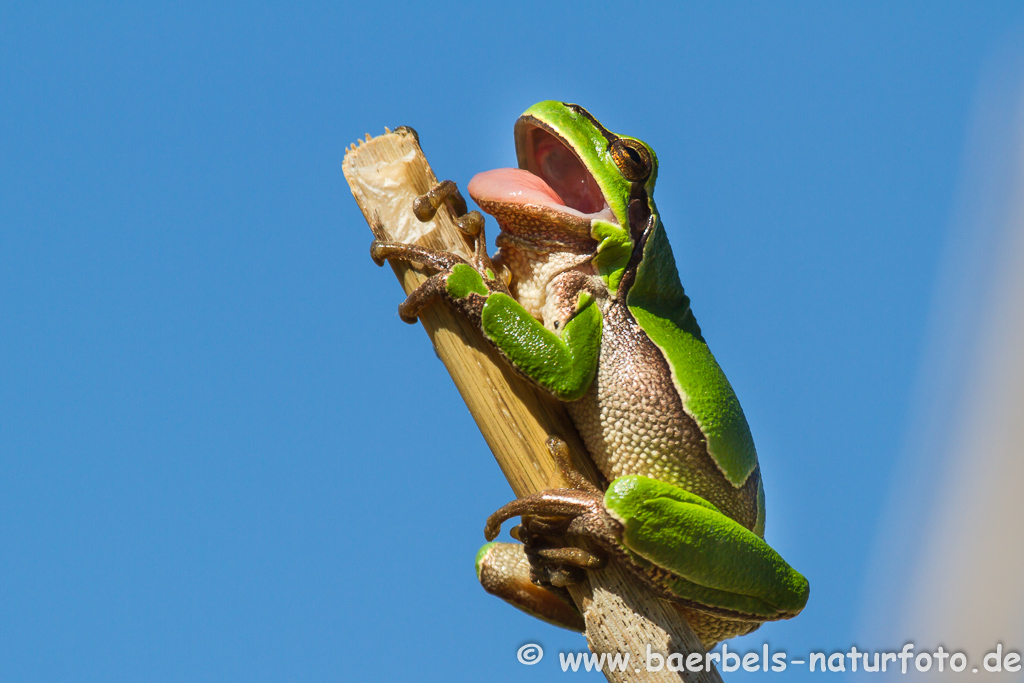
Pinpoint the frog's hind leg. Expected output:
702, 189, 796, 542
483, 486, 627, 599
475, 541, 585, 632
481, 437, 618, 594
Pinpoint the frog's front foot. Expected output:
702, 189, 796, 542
370, 179, 507, 323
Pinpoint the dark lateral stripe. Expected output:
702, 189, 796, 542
561, 102, 618, 146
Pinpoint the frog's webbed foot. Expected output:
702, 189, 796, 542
485, 489, 620, 551
483, 438, 620, 590
370, 179, 509, 322
512, 521, 606, 588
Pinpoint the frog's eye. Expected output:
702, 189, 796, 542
610, 138, 652, 182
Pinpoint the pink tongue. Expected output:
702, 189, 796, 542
467, 168, 565, 206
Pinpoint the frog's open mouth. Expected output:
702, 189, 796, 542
467, 119, 613, 250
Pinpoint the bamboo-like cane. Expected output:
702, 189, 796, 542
343, 126, 724, 683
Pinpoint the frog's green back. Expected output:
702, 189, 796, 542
626, 220, 758, 487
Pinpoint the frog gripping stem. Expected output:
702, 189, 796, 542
346, 124, 726, 683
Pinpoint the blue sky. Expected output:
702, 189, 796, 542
3, 3, 1023, 681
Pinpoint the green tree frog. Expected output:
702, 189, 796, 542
370, 101, 809, 648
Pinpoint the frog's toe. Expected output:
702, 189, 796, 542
519, 538, 604, 588
368, 240, 466, 271
484, 488, 603, 541
455, 210, 484, 238
396, 272, 449, 323
414, 179, 468, 221
530, 561, 586, 589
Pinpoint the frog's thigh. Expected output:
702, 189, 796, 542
608, 476, 809, 619
475, 542, 585, 631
